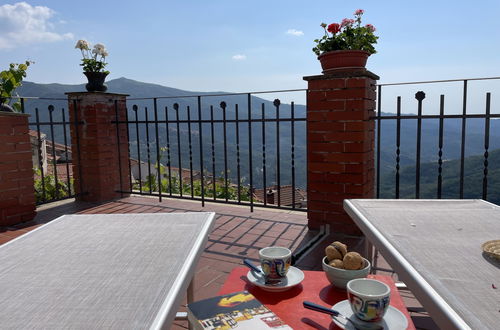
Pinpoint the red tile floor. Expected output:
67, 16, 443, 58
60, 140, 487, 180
0, 196, 437, 329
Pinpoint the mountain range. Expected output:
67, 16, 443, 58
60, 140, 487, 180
17, 78, 307, 190
15, 78, 499, 200
379, 148, 500, 204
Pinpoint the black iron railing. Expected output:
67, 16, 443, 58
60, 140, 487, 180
18, 97, 78, 205
18, 76, 500, 209
375, 77, 500, 204
116, 90, 307, 211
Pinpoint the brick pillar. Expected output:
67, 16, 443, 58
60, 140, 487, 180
304, 70, 379, 235
0, 112, 36, 226
66, 92, 130, 203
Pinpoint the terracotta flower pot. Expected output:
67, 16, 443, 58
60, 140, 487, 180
318, 50, 370, 73
84, 72, 108, 92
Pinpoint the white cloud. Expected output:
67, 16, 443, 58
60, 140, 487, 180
232, 54, 247, 61
286, 29, 304, 36
0, 2, 73, 49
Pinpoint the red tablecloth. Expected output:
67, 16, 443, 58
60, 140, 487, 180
218, 267, 416, 329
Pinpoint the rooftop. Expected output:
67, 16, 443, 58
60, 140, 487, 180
252, 185, 307, 207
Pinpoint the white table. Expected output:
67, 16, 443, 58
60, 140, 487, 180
344, 199, 500, 330
0, 212, 216, 329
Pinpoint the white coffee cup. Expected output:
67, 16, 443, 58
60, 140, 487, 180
258, 246, 292, 280
346, 278, 391, 322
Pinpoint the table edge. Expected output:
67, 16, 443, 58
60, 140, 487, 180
150, 212, 217, 330
343, 199, 472, 330
0, 213, 69, 249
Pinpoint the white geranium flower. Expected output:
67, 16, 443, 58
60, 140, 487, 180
75, 39, 109, 73
75, 39, 90, 50
92, 43, 108, 56
93, 43, 105, 52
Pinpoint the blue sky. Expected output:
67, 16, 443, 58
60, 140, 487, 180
1, 0, 499, 94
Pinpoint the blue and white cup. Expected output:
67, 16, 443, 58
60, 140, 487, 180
347, 278, 391, 322
259, 246, 292, 280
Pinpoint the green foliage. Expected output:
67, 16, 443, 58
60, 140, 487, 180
204, 177, 250, 201
133, 174, 250, 201
0, 61, 33, 111
132, 147, 250, 200
81, 58, 108, 73
313, 10, 378, 56
34, 169, 74, 203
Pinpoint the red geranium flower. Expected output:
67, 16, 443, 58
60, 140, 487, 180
366, 24, 376, 32
312, 9, 378, 56
327, 23, 341, 34
341, 18, 355, 27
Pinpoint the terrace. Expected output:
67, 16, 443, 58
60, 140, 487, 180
1, 71, 499, 329
2, 196, 438, 329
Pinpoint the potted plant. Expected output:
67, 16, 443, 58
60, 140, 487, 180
75, 40, 109, 92
0, 61, 32, 112
313, 9, 378, 72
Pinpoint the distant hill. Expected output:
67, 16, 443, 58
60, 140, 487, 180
379, 148, 500, 204
17, 77, 202, 98
17, 78, 307, 190
377, 113, 500, 174
15, 78, 499, 193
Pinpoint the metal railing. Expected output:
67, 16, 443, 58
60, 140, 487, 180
375, 77, 500, 204
18, 97, 79, 205
115, 90, 307, 212
18, 76, 500, 209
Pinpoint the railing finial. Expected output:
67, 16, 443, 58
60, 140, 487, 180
415, 91, 426, 101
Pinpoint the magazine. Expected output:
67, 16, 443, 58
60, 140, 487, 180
187, 291, 292, 329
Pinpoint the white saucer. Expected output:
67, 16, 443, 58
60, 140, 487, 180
246, 266, 304, 292
331, 299, 408, 330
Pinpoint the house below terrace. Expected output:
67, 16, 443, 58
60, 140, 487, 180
253, 185, 307, 208
29, 130, 72, 171
28, 130, 47, 173
29, 140, 307, 207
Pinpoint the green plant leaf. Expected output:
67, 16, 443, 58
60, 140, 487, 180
12, 102, 21, 111
0, 61, 32, 112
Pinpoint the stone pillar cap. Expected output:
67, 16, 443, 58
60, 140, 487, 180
304, 69, 379, 81
65, 92, 129, 97
0, 111, 30, 117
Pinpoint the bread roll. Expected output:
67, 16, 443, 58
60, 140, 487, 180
343, 251, 364, 270
325, 245, 342, 261
329, 259, 344, 269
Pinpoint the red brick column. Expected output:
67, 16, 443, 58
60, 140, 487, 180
67, 92, 130, 203
304, 70, 379, 235
0, 112, 36, 226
